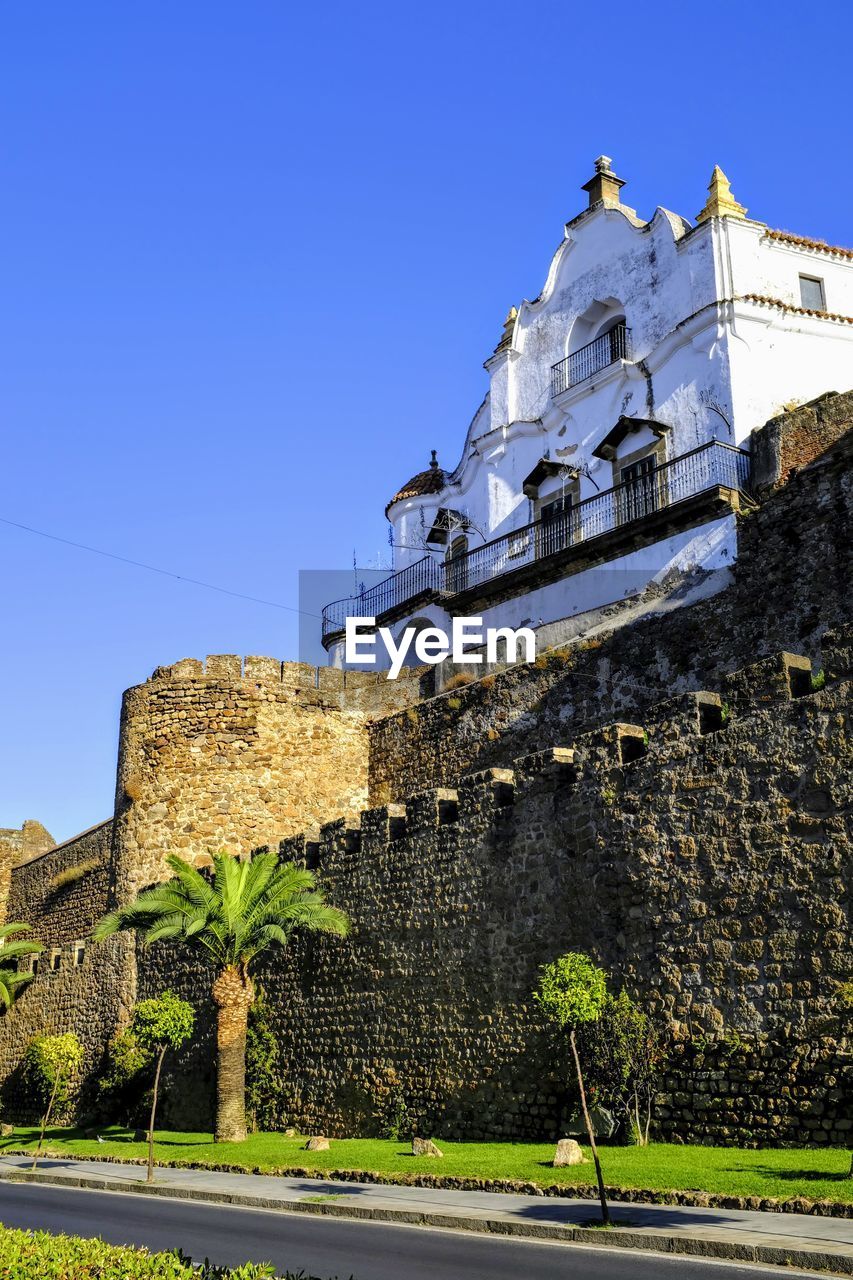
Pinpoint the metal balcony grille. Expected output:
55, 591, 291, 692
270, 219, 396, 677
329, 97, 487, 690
321, 440, 750, 643
322, 555, 444, 642
551, 323, 631, 396
447, 441, 749, 596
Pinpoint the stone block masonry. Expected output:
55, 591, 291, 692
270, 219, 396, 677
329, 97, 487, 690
0, 820, 131, 1121
0, 395, 850, 1146
139, 644, 851, 1144
110, 655, 422, 901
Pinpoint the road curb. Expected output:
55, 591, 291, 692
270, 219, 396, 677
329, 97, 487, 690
2, 1167, 852, 1276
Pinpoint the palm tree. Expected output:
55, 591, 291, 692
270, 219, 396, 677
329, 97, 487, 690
94, 850, 349, 1143
0, 922, 43, 1012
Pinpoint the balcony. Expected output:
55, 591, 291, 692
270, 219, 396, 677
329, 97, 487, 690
321, 440, 751, 646
551, 323, 631, 397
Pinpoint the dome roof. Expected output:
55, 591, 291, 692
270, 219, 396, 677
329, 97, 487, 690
386, 451, 446, 513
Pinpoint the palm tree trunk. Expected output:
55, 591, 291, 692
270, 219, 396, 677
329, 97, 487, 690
212, 965, 255, 1143
147, 1045, 167, 1183
570, 1028, 610, 1225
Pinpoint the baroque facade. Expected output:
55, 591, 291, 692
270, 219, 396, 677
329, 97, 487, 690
322, 159, 853, 666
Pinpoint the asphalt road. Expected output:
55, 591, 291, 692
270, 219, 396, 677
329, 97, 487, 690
0, 1182, 831, 1280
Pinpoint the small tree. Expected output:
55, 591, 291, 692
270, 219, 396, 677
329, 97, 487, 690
840, 981, 853, 1178
579, 990, 666, 1145
130, 992, 195, 1183
534, 952, 610, 1224
0, 923, 42, 1013
24, 1032, 84, 1169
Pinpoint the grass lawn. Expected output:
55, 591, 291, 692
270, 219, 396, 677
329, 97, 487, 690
2, 1127, 851, 1203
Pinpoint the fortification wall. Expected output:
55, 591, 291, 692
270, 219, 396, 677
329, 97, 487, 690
0, 820, 55, 924
369, 414, 853, 804
0, 820, 130, 1121
140, 641, 852, 1144
110, 655, 416, 900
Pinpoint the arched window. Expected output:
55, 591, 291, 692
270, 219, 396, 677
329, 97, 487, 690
556, 299, 629, 392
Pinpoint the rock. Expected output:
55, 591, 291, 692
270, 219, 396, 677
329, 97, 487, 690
304, 1136, 330, 1151
412, 1136, 443, 1158
0, 1123, 14, 1138
553, 1138, 587, 1167
284, 1127, 297, 1137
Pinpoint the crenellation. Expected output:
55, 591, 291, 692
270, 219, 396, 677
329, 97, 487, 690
722, 650, 813, 716
405, 788, 460, 832
0, 403, 850, 1146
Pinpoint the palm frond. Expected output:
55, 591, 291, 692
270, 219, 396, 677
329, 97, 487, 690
0, 940, 42, 961
0, 921, 35, 941
92, 847, 349, 972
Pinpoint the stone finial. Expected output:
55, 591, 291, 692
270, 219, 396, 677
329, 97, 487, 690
581, 155, 626, 208
696, 166, 747, 223
495, 305, 518, 353
429, 449, 439, 470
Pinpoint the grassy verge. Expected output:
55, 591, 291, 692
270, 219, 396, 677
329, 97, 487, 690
0, 1222, 340, 1279
2, 1127, 851, 1203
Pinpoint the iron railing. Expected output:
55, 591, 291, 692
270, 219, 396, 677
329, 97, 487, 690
551, 323, 631, 396
321, 440, 750, 642
322, 555, 444, 642
448, 440, 749, 597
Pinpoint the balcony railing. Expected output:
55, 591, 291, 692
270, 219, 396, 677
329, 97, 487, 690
322, 554, 444, 642
551, 324, 631, 396
447, 440, 749, 599
321, 440, 750, 644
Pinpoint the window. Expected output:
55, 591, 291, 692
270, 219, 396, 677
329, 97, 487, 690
445, 534, 469, 594
799, 275, 826, 311
536, 493, 575, 558
619, 455, 659, 523
73, 942, 86, 967
50, 949, 62, 972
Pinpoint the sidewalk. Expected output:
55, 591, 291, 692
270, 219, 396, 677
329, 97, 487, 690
2, 1154, 852, 1274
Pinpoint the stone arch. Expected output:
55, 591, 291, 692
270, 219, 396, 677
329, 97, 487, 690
566, 296, 626, 355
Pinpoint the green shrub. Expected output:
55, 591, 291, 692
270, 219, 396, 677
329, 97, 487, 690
577, 990, 667, 1145
0, 1224, 348, 1278
811, 668, 826, 691
246, 989, 282, 1132
100, 1027, 154, 1102
23, 1033, 84, 1115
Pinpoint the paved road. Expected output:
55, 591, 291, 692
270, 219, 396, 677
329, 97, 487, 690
0, 1182, 833, 1280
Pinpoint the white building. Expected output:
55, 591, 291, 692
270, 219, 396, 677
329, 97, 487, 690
323, 158, 853, 667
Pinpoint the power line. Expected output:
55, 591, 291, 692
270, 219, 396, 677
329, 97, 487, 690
0, 514, 323, 620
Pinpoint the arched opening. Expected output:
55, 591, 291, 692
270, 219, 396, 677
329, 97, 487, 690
553, 298, 629, 395
567, 297, 626, 353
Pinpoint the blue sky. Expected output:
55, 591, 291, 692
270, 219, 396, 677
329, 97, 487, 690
2, 0, 851, 841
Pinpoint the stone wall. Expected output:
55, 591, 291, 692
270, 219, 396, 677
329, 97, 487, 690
141, 642, 851, 1145
369, 420, 853, 805
0, 397, 850, 1146
0, 820, 55, 923
110, 656, 423, 901
0, 821, 130, 1121
750, 388, 853, 495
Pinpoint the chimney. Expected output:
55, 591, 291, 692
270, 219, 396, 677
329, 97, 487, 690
581, 155, 626, 208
